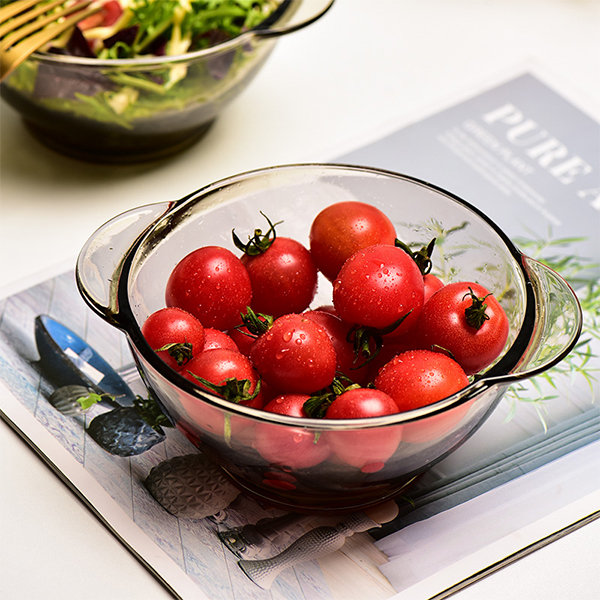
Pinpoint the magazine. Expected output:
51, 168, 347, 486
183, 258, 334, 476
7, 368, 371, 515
1, 71, 598, 600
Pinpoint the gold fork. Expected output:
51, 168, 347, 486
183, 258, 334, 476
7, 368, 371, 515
0, 0, 102, 81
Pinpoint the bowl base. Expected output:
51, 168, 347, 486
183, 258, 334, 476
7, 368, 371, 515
22, 117, 215, 164
221, 468, 421, 515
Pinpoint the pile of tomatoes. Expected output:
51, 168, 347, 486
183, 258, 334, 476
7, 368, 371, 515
141, 201, 509, 472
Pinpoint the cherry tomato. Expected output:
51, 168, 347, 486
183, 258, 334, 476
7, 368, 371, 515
165, 246, 252, 331
241, 237, 318, 317
400, 400, 474, 445
227, 309, 272, 357
324, 388, 402, 472
374, 349, 469, 412
182, 348, 262, 406
227, 324, 256, 357
202, 328, 240, 353
141, 307, 205, 371
332, 244, 424, 335
309, 201, 397, 281
373, 348, 471, 442
417, 281, 509, 375
376, 349, 472, 442
312, 304, 337, 315
365, 337, 417, 382
253, 394, 331, 469
250, 313, 337, 394
423, 273, 444, 302
78, 0, 123, 30
303, 310, 370, 385
180, 348, 263, 441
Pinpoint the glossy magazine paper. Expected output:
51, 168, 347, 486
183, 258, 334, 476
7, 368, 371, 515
0, 70, 598, 600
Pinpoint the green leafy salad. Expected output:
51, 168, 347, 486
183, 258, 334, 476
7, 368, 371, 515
3, 0, 284, 128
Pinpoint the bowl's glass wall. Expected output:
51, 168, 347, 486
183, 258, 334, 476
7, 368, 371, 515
0, 36, 276, 161
120, 165, 529, 511
134, 343, 509, 511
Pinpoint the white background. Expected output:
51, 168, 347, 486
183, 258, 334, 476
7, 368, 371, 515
1, 0, 599, 598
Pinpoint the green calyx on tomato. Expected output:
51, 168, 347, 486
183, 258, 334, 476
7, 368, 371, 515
347, 311, 414, 369
302, 377, 361, 419
236, 306, 274, 337
155, 341, 194, 367
463, 287, 492, 329
186, 373, 262, 405
232, 212, 283, 257
394, 237, 437, 276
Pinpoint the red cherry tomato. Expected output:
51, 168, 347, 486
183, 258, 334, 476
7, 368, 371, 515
250, 314, 337, 394
400, 400, 474, 445
228, 310, 272, 357
375, 349, 469, 412
202, 328, 240, 353
78, 0, 123, 30
180, 348, 263, 440
182, 348, 262, 406
141, 307, 205, 371
303, 310, 370, 385
227, 323, 256, 357
309, 201, 397, 281
417, 282, 509, 375
423, 273, 444, 303
312, 304, 337, 315
333, 244, 424, 335
253, 394, 331, 469
375, 349, 471, 443
241, 237, 318, 317
365, 337, 417, 382
324, 388, 402, 472
165, 246, 252, 331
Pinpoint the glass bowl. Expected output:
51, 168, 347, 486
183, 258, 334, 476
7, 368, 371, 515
0, 0, 333, 163
76, 163, 582, 513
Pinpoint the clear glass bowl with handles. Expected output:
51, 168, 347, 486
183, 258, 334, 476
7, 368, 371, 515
76, 163, 582, 513
0, 0, 334, 163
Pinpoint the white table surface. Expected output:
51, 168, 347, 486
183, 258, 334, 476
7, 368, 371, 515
1, 1, 599, 598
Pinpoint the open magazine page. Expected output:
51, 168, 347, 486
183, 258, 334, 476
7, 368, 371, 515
0, 71, 598, 600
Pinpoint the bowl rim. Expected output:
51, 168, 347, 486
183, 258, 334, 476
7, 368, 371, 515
28, 0, 325, 69
110, 163, 570, 430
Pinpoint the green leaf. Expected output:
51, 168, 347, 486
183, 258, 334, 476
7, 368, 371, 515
76, 392, 105, 411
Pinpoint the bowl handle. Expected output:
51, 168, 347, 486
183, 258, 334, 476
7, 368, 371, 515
490, 256, 583, 384
76, 202, 172, 328
252, 0, 335, 38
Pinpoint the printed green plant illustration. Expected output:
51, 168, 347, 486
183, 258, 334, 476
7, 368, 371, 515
505, 233, 599, 430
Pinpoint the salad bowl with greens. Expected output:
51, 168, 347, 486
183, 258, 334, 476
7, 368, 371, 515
0, 0, 334, 162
